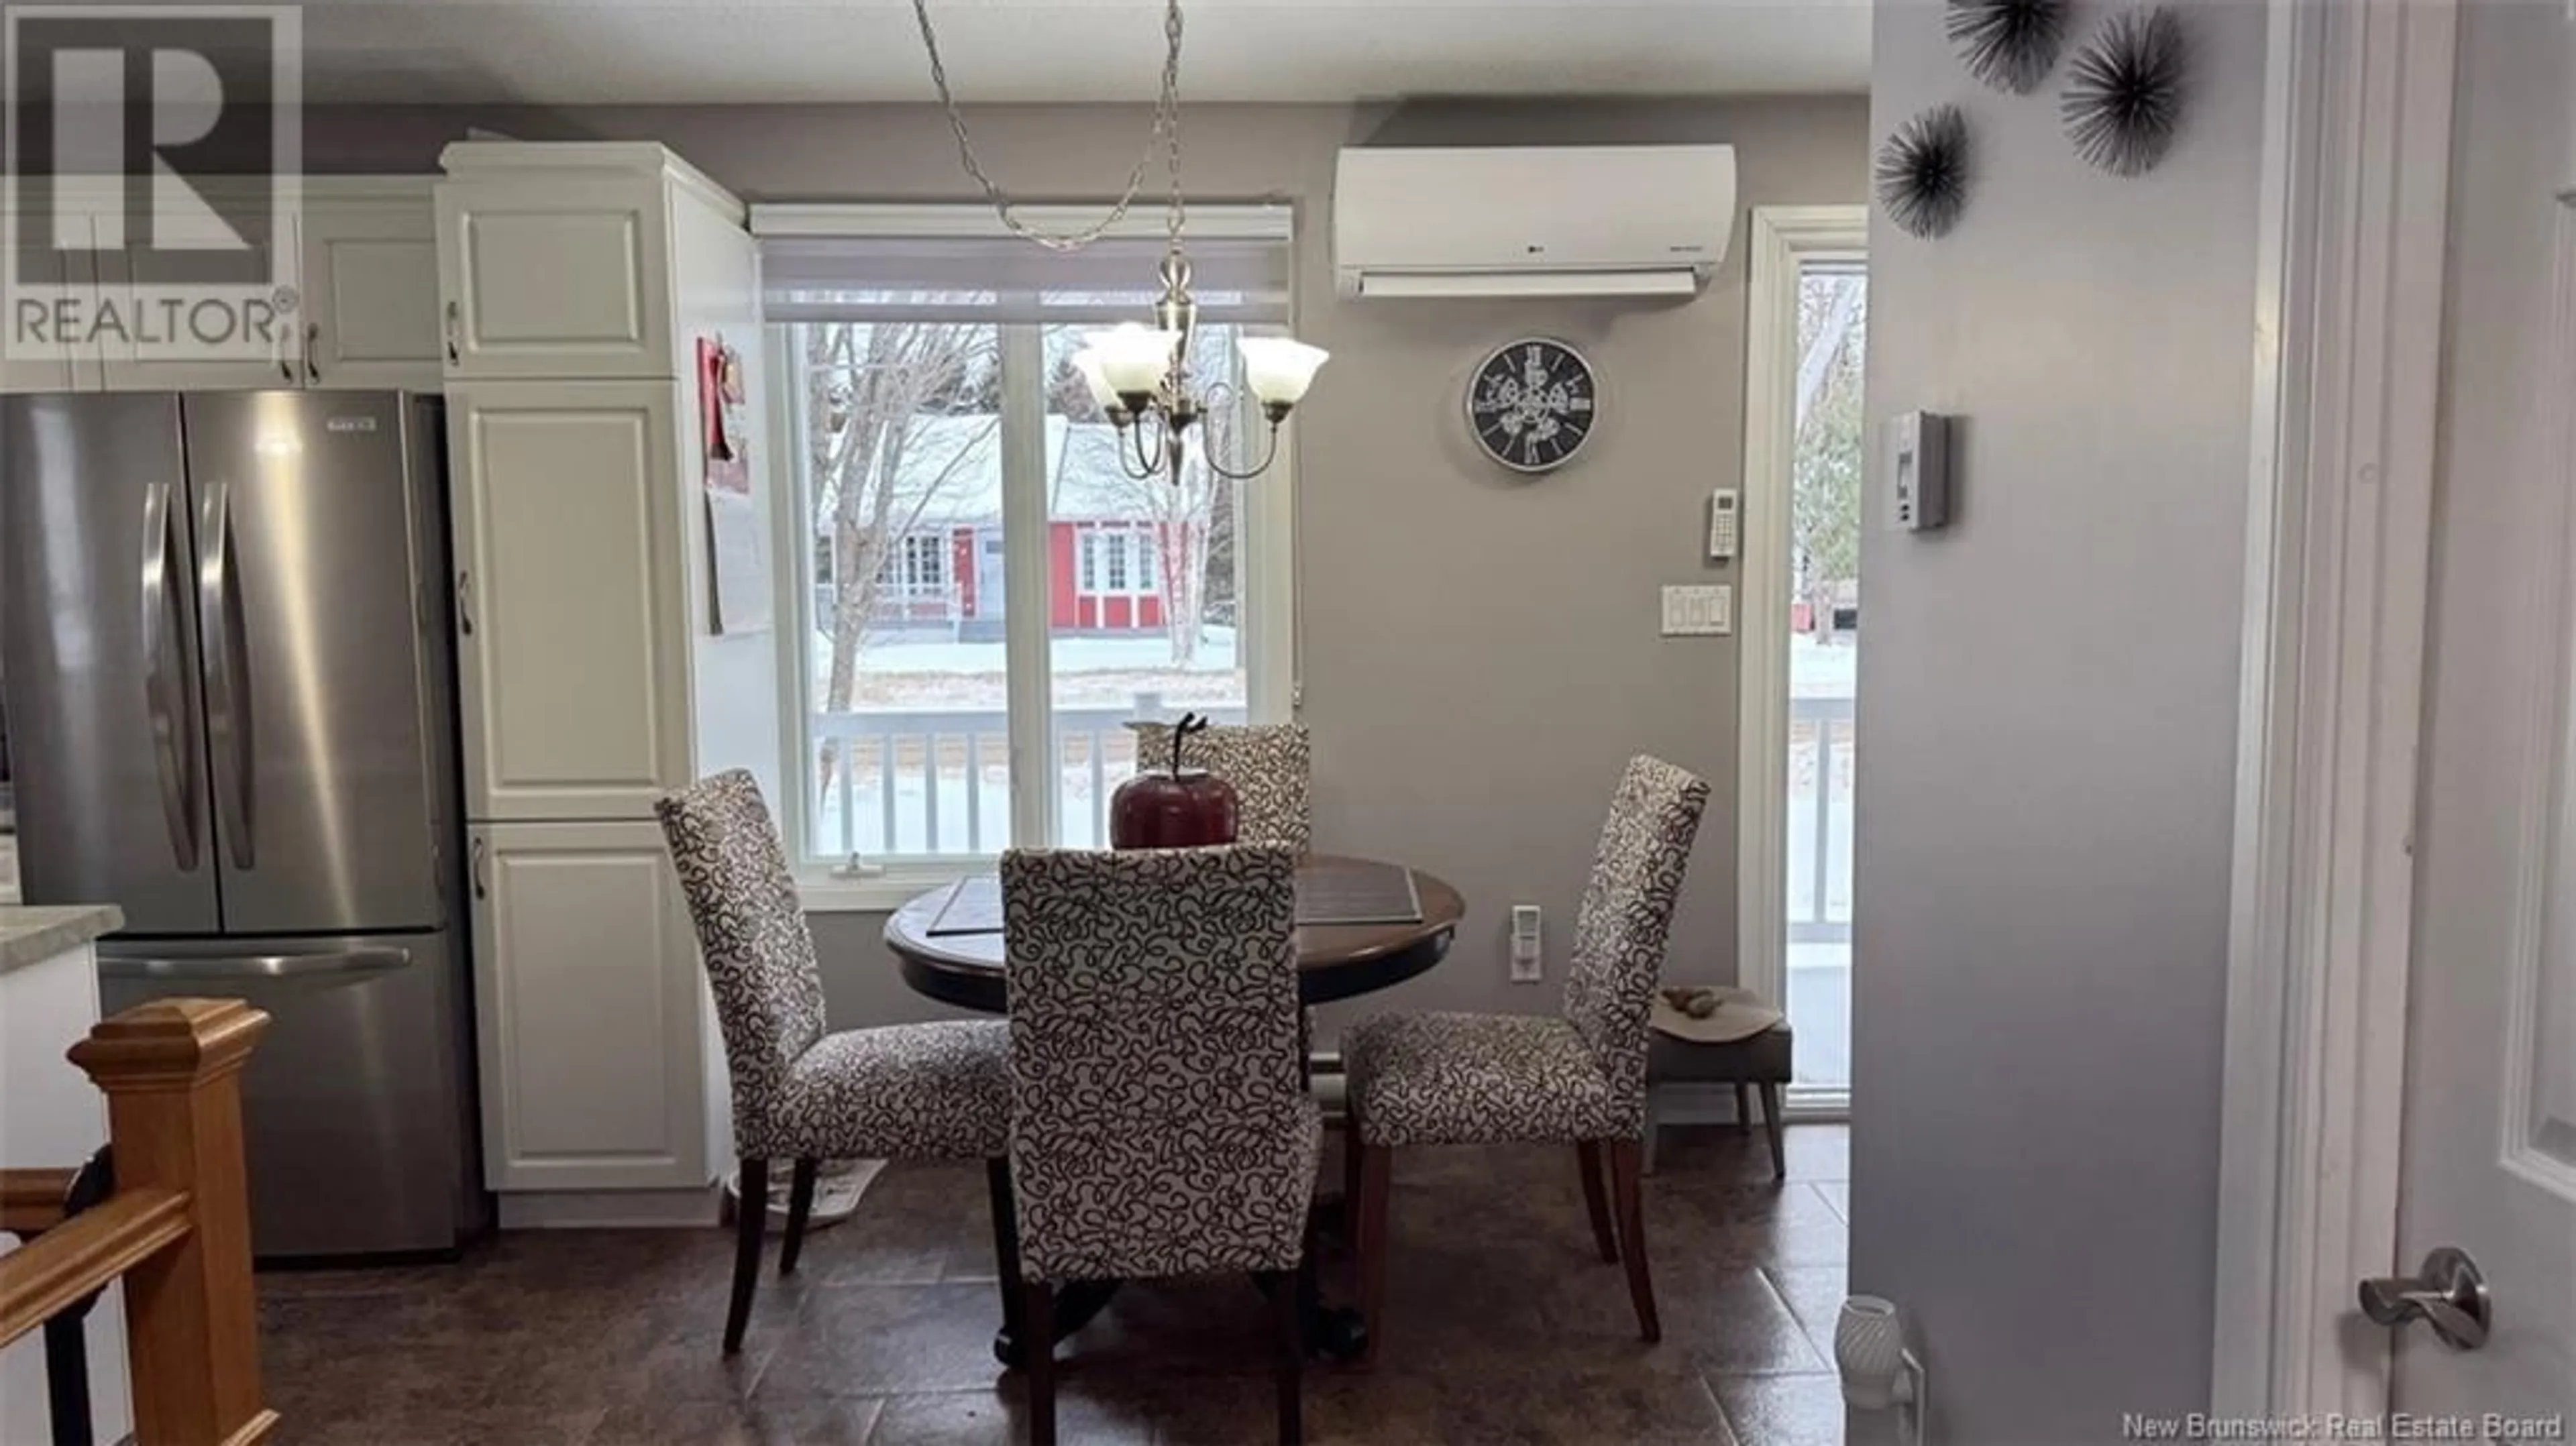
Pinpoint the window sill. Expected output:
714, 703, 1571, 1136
796, 863, 985, 914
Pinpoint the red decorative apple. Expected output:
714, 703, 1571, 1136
1111, 712, 1239, 849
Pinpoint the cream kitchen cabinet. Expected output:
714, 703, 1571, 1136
95, 199, 300, 392
446, 379, 694, 822
0, 227, 103, 393
437, 153, 685, 382
439, 142, 772, 1223
10, 178, 440, 394
294, 189, 444, 390
466, 820, 722, 1193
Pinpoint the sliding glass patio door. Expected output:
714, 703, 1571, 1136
1737, 207, 1867, 1113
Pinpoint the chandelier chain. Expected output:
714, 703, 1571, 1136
908, 0, 1187, 254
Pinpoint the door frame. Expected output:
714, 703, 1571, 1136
2210, 0, 2461, 1417
1736, 203, 1868, 1117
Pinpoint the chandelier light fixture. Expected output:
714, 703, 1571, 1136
908, 0, 1328, 482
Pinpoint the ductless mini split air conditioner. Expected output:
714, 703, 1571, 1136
1332, 144, 1737, 300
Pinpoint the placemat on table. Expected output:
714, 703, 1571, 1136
1295, 860, 1424, 926
926, 875, 1005, 936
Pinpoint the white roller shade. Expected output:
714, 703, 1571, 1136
753, 203, 1295, 326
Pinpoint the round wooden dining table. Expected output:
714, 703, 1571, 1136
882, 852, 1465, 1015
880, 852, 1463, 1366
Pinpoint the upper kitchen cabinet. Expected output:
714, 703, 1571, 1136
296, 185, 445, 391
95, 190, 300, 392
9, 177, 441, 394
436, 144, 742, 382
0, 210, 103, 393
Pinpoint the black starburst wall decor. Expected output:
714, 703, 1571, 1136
1945, 0, 2068, 95
1876, 104, 1972, 241
2063, 6, 2188, 177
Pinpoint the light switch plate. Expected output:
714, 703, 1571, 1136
1661, 584, 1733, 636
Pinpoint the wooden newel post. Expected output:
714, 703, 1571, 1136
67, 999, 277, 1446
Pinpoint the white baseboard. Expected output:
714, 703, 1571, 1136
496, 1186, 721, 1230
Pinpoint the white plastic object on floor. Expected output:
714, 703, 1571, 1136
722, 1158, 887, 1227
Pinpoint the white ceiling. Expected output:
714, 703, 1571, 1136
262, 1, 1869, 106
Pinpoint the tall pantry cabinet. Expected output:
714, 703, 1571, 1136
436, 143, 780, 1224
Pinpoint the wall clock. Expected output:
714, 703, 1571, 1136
1466, 337, 1600, 474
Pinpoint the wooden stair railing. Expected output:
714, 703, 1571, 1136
0, 998, 277, 1446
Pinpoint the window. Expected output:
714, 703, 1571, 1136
1077, 527, 1157, 600
763, 206, 1297, 886
894, 534, 949, 595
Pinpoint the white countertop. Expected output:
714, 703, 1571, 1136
0, 903, 124, 975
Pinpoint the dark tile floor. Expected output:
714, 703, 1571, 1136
257, 1124, 1850, 1446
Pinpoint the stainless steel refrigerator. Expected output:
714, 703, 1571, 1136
0, 390, 484, 1260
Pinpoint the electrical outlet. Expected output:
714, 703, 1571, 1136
1509, 904, 1544, 983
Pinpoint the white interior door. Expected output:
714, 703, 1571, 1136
2388, 1, 2575, 1416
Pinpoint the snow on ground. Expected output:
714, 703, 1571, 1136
820, 627, 1241, 679
1790, 633, 1859, 699
815, 628, 1244, 710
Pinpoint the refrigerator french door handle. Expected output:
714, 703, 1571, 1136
140, 482, 201, 872
99, 946, 411, 982
200, 481, 256, 870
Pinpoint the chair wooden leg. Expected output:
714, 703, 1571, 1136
1258, 1267, 1305, 1445
723, 1157, 767, 1355
1353, 1142, 1392, 1366
1021, 1280, 1057, 1446
780, 1157, 819, 1276
1760, 1082, 1788, 1181
1607, 1139, 1660, 1343
1733, 1082, 1752, 1135
1340, 1113, 1362, 1221
987, 1157, 1027, 1354
1576, 1141, 1619, 1264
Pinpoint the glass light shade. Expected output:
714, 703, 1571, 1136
1086, 324, 1179, 397
1238, 337, 1330, 406
1070, 349, 1122, 414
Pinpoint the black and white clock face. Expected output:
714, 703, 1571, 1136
1467, 338, 1599, 474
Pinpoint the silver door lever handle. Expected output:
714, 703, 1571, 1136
2359, 1246, 2490, 1350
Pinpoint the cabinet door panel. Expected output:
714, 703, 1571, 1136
470, 820, 710, 1191
97, 206, 297, 392
301, 197, 441, 390
448, 382, 691, 820
437, 179, 673, 380
0, 213, 103, 392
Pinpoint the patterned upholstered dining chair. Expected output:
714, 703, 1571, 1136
1127, 720, 1313, 852
998, 844, 1320, 1446
655, 769, 1014, 1355
1340, 755, 1710, 1357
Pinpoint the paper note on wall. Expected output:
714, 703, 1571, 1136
700, 336, 772, 635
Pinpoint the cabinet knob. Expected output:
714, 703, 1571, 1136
443, 300, 461, 365
304, 321, 320, 383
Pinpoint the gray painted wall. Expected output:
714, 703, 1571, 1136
299, 97, 1868, 1034
1849, 1, 2265, 1441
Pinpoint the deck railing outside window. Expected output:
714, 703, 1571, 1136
811, 692, 1245, 860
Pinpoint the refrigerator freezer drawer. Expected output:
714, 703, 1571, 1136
99, 930, 481, 1259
